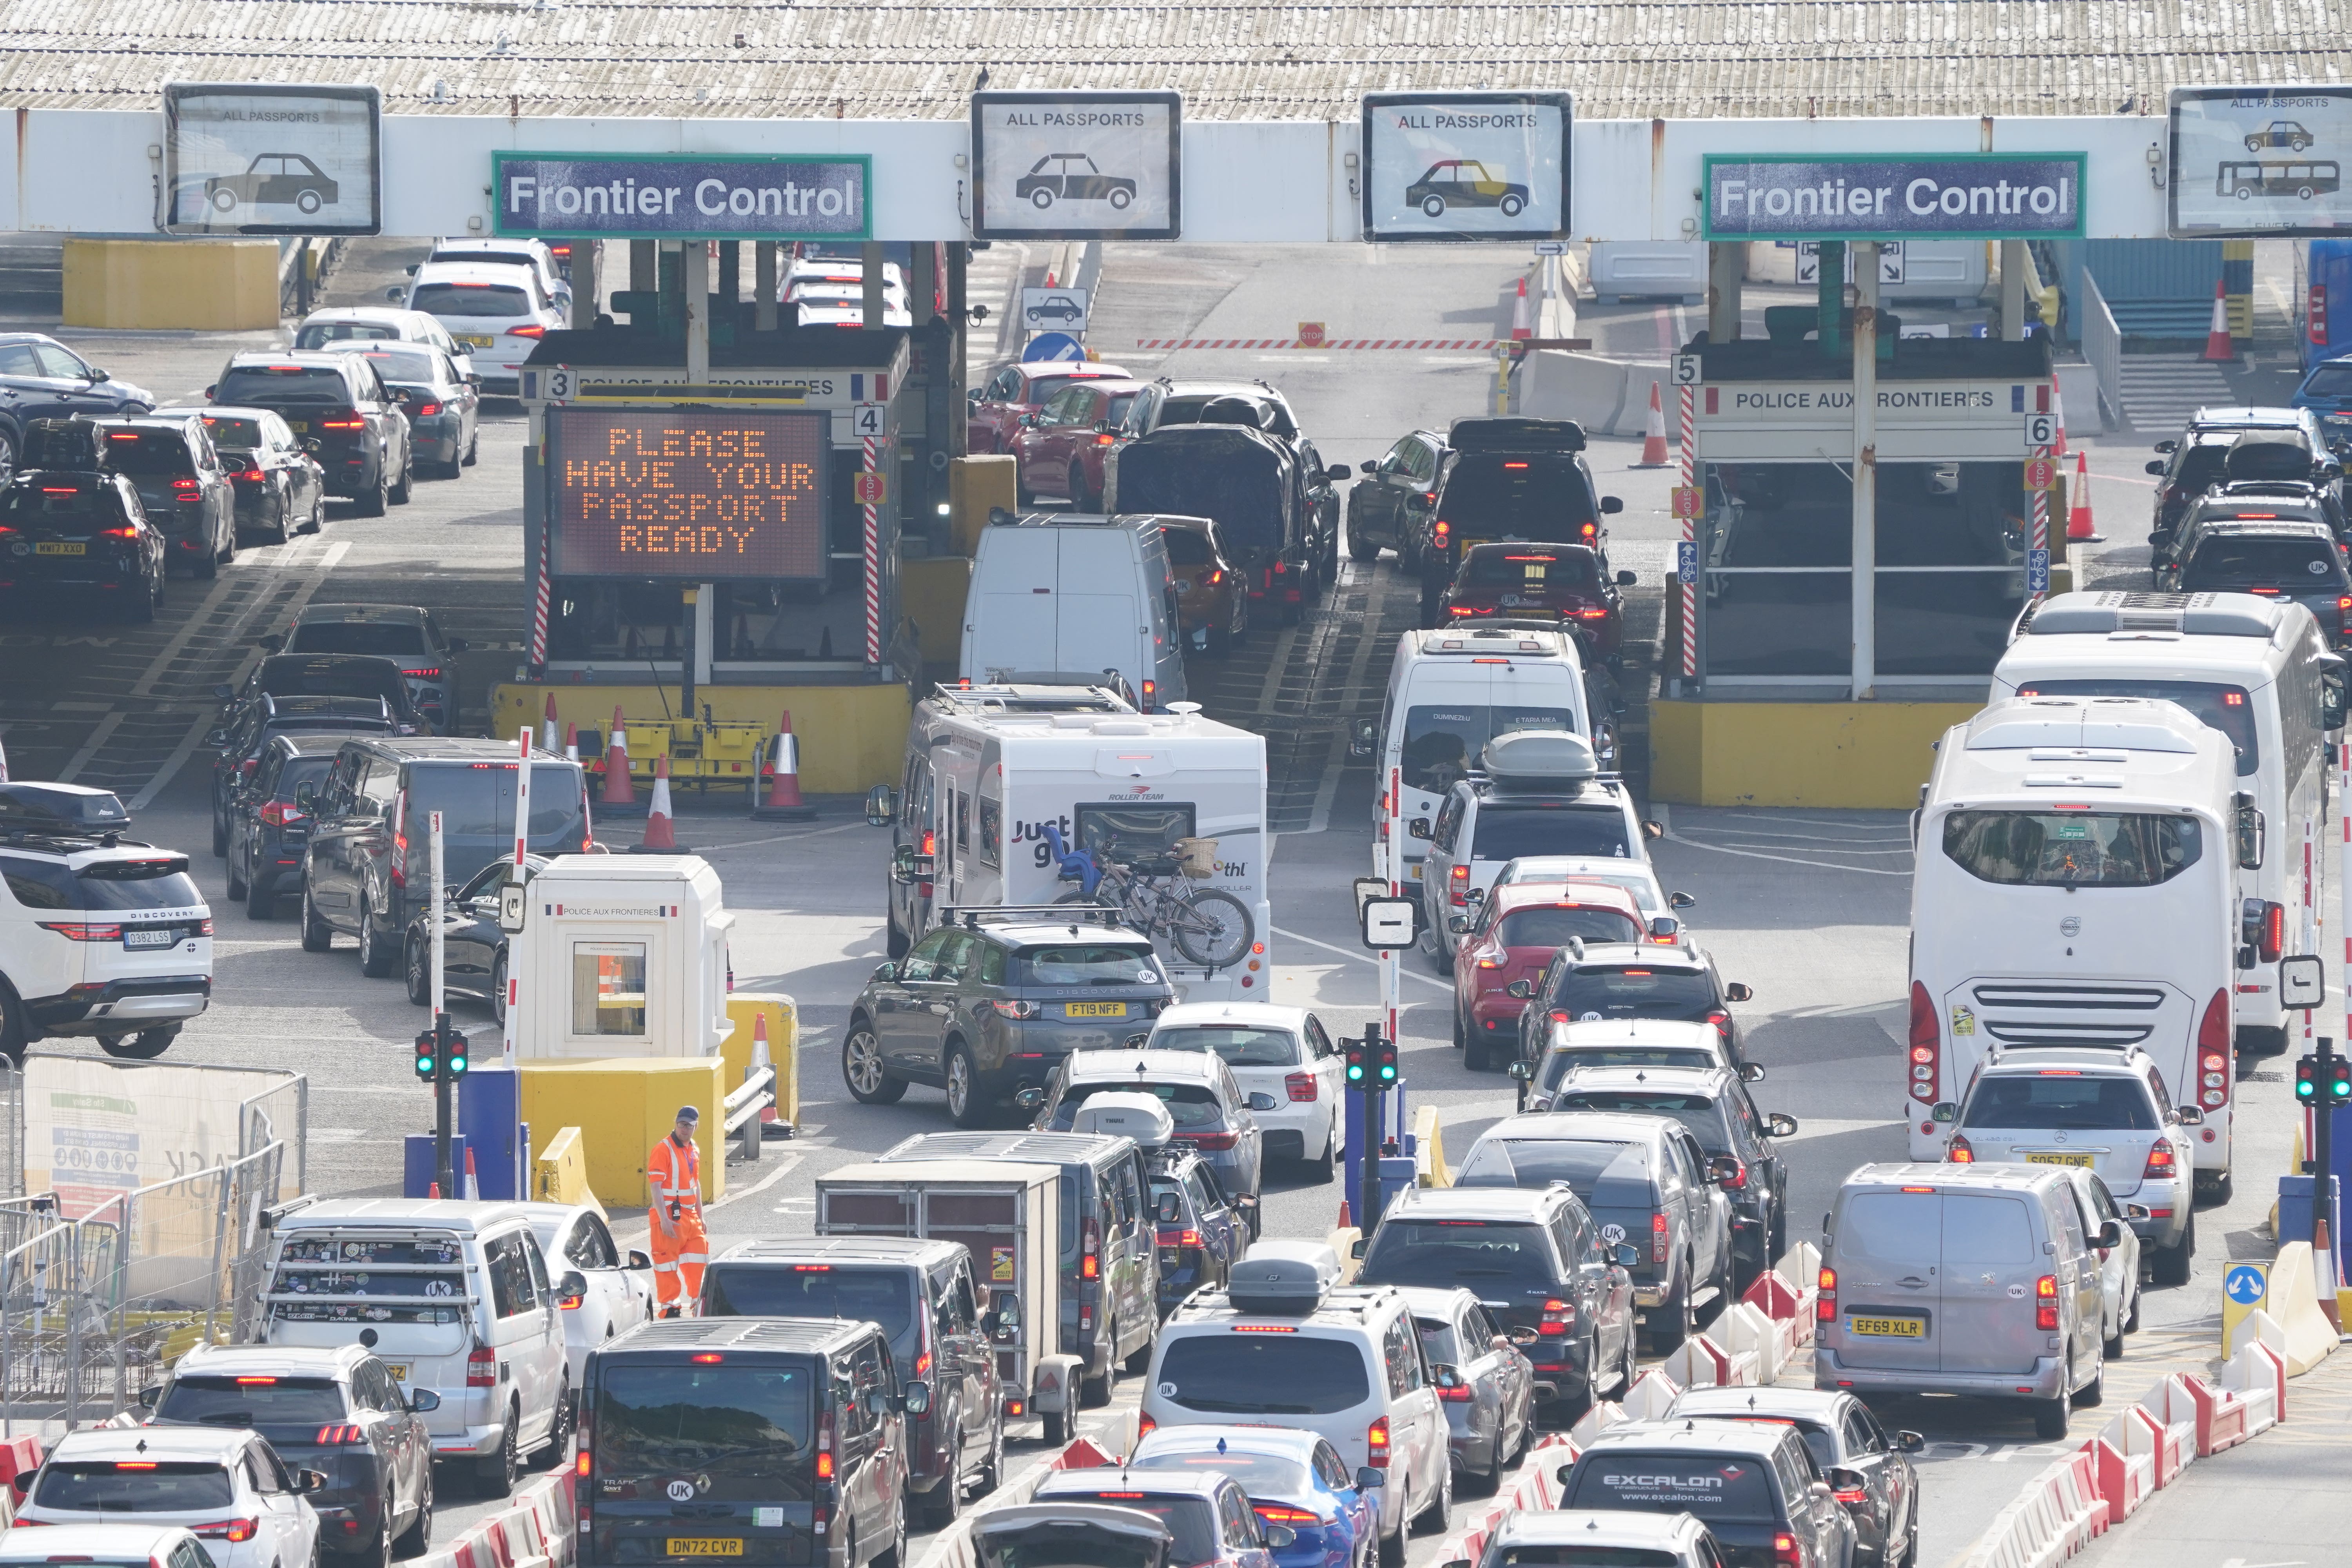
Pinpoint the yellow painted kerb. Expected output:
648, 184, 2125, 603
1651, 701, 1982, 808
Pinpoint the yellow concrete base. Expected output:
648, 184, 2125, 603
1650, 700, 1982, 808
724, 993, 799, 1129
490, 682, 911, 795
900, 556, 971, 671
533, 1126, 603, 1212
64, 239, 280, 330
517, 1056, 727, 1209
950, 455, 1018, 556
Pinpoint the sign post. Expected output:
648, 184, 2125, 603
430, 811, 454, 1198
502, 728, 532, 1069
1358, 1025, 1384, 1238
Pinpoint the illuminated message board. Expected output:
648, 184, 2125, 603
550, 409, 828, 580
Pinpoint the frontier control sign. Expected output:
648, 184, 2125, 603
550, 410, 828, 581
494, 153, 870, 241
1703, 153, 2086, 241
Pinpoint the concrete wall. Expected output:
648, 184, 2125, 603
62, 238, 278, 328
1651, 700, 1980, 808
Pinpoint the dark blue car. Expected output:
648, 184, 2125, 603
1127, 1428, 1380, 1568
2292, 357, 2352, 457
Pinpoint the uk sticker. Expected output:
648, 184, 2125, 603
2007, 1283, 2028, 1299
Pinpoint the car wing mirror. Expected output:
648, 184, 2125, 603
2175, 1104, 2203, 1125
1707, 1154, 1743, 1185
1895, 1430, 1924, 1453
204, 729, 229, 749
2146, 460, 2169, 476
1246, 1091, 1278, 1111
1505, 980, 1532, 1000
385, 286, 405, 301
1261, 1526, 1297, 1551
1354, 1467, 1386, 1491
1554, 1462, 1577, 1487
1407, 817, 1433, 840
213, 682, 236, 701
1930, 1101, 1958, 1124
1741, 1062, 1767, 1083
1157, 1192, 1183, 1222
1642, 820, 1665, 841
1431, 1364, 1463, 1389
1447, 915, 1470, 934
1326, 463, 1352, 481
403, 1387, 442, 1412
293, 781, 318, 810
1648, 916, 1680, 940
1669, 891, 1695, 908
1766, 1112, 1799, 1138
1014, 1087, 1045, 1111
873, 960, 900, 983
1725, 982, 1753, 1002
2153, 439, 2178, 454
297, 1470, 330, 1494
8, 1472, 29, 1500
2124, 1203, 2152, 1221
557, 1270, 588, 1302
1616, 570, 1637, 586
1826, 1468, 1867, 1501
1612, 1242, 1642, 1268
1506, 1060, 1532, 1080
866, 785, 899, 827
1350, 718, 1377, 759
258, 633, 285, 653
139, 1384, 164, 1409
2095, 1220, 2124, 1249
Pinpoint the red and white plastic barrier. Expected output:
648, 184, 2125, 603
412, 1473, 573, 1568
1434, 1434, 1580, 1567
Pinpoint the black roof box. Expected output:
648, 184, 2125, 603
1225, 1240, 1340, 1314
1448, 416, 1586, 454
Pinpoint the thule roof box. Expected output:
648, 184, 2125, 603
2014, 591, 2281, 641
1447, 416, 1586, 454
1480, 729, 1599, 794
1071, 1091, 1175, 1149
1226, 1240, 1341, 1314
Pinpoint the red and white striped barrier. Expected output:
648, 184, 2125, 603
1132, 337, 1513, 351
2130, 1388, 2195, 1487
1434, 1434, 1581, 1567
413, 1473, 573, 1568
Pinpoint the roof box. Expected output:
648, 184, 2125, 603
1482, 729, 1599, 792
1964, 697, 2205, 755
1226, 1240, 1341, 1315
1448, 416, 1586, 454
1071, 1092, 1175, 1149
2019, 591, 2280, 641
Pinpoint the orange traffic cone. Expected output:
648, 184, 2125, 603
2050, 384, 2070, 457
599, 706, 642, 814
1510, 276, 1532, 341
463, 1144, 481, 1201
752, 710, 817, 820
426, 1181, 440, 1200
632, 755, 682, 853
1337, 1198, 1352, 1230
2203, 280, 2234, 362
2066, 450, 2102, 542
541, 693, 560, 755
563, 720, 579, 763
1635, 381, 1671, 467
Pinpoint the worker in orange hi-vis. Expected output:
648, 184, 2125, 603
647, 1105, 708, 1317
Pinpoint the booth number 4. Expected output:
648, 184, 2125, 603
852, 403, 886, 437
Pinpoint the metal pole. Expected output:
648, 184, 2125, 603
1999, 240, 2029, 341
1359, 1027, 1383, 1238
1851, 241, 1879, 702
502, 730, 531, 1068
432, 810, 456, 1198
754, 241, 779, 333
684, 240, 710, 382
2316, 1036, 2337, 1324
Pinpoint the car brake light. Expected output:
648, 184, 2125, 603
401, 667, 441, 680
1207, 569, 1223, 585
1548, 1010, 1571, 1025
314, 1425, 368, 1445
1365, 1416, 1390, 1466
413, 403, 442, 418
816, 1404, 835, 1480
319, 419, 365, 430
1576, 606, 1609, 620
1817, 1266, 1837, 1323
1773, 1530, 1801, 1568
1436, 1380, 1473, 1402
1833, 1482, 1869, 1505
1255, 1506, 1321, 1524
1450, 863, 1470, 906
1285, 1072, 1317, 1102
2144, 1138, 2177, 1178
1180, 1131, 1239, 1151
2261, 902, 2285, 964
1082, 1215, 1100, 1279
237, 468, 265, 482
510, 326, 547, 339
2035, 1274, 2059, 1330
2200, 990, 2232, 1108
2314, 284, 2330, 345
991, 999, 1040, 1018
1097, 432, 1116, 446
259, 800, 307, 827
240, 757, 261, 777
1907, 980, 1938, 1109
1947, 1134, 1974, 1163
1433, 520, 1450, 544
1136, 1412, 1154, 1436
194, 1522, 259, 1545
1540, 1297, 1573, 1336
1652, 1211, 1669, 1264
1579, 521, 1597, 542
37, 922, 124, 942
466, 1346, 496, 1387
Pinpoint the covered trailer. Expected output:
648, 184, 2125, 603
1112, 425, 1307, 622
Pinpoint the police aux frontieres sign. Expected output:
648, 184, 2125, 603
1704, 154, 2087, 241
494, 153, 871, 241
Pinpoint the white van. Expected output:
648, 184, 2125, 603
1907, 699, 2248, 1192
260, 1200, 573, 1498
961, 512, 1188, 709
870, 682, 1271, 1000
1995, 591, 2347, 1053
1368, 625, 1616, 878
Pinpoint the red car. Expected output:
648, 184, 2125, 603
1439, 542, 1636, 659
1450, 880, 1655, 1070
967, 360, 1134, 454
1008, 377, 1147, 509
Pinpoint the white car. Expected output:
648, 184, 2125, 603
424, 238, 572, 310
290, 307, 475, 381
1515, 1016, 1755, 1113
0, 835, 211, 1060
0, 1524, 220, 1568
791, 295, 915, 329
519, 1200, 657, 1397
1489, 853, 1691, 923
1145, 1002, 1345, 1179
1473, 1509, 1729, 1568
14, 1428, 323, 1568
2059, 1164, 2143, 1359
392, 263, 563, 394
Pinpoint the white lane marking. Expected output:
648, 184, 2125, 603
129, 564, 257, 699
706, 1152, 801, 1213
1657, 802, 1911, 879
131, 712, 220, 810
1271, 925, 1451, 991
56, 711, 126, 783
690, 820, 870, 854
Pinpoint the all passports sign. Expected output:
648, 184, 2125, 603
1703, 153, 2087, 241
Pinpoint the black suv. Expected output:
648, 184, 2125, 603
223, 652, 430, 734
1546, 1062, 1800, 1289
1147, 1144, 1245, 1313
298, 738, 588, 978
208, 693, 402, 857
0, 460, 165, 621
401, 853, 550, 1016
580, 1317, 911, 1568
0, 334, 155, 478
265, 603, 469, 733
699, 1236, 1003, 1528
1558, 1420, 1862, 1568
228, 734, 345, 920
209, 351, 413, 516
92, 416, 237, 579
1359, 1183, 1641, 1423
1415, 418, 1624, 622
1510, 940, 1754, 1096
842, 908, 1175, 1125
2158, 507, 2351, 643
1348, 427, 1450, 567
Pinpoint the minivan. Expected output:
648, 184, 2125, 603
298, 739, 589, 979
1817, 1163, 2111, 1440
260, 1200, 575, 1498
960, 511, 1187, 710
579, 1318, 911, 1568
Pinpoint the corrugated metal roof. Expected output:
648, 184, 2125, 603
0, 1, 2344, 122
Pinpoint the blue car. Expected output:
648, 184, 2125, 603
1127, 1427, 1381, 1568
2292, 358, 2352, 457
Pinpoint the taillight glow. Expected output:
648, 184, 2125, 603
1817, 1266, 1837, 1323
2199, 990, 2232, 1108
510, 325, 547, 339
1082, 1215, 1100, 1280
37, 922, 124, 942
1772, 1531, 1801, 1568
1180, 1131, 1239, 1151
1450, 862, 1470, 906
260, 800, 307, 827
2035, 1274, 2059, 1330
466, 1347, 496, 1387
1652, 1211, 1668, 1264
1947, 1134, 1975, 1163
1907, 980, 1939, 1107
1254, 1506, 1321, 1524
1539, 1297, 1573, 1336
691, 1353, 723, 1363
1366, 1416, 1390, 1466
2144, 1138, 2177, 1178
314, 1425, 367, 1445
194, 1522, 258, 1545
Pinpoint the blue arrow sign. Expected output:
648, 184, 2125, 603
1022, 332, 1085, 363
2224, 1263, 2267, 1305
2027, 548, 2051, 595
1677, 540, 1699, 581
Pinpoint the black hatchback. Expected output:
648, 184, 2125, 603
94, 417, 238, 579
0, 467, 165, 620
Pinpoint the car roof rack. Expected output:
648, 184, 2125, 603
935, 904, 1137, 933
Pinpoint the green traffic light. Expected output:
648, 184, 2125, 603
449, 1051, 468, 1078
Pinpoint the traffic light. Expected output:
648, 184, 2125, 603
1374, 1036, 1399, 1087
413, 1026, 469, 1084
2333, 1057, 2352, 1107
1344, 1033, 1367, 1088
2298, 1055, 2322, 1104
414, 1029, 439, 1083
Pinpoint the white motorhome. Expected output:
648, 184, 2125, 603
1908, 698, 2249, 1191
1366, 624, 1617, 878
870, 684, 1271, 1000
1995, 591, 2347, 1053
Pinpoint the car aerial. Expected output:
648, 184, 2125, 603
968, 361, 1136, 454
1348, 429, 1449, 568
1392, 1286, 1534, 1495
0, 1524, 227, 1568
1146, 1247, 1450, 1568
93, 416, 237, 579
154, 405, 327, 544
229, 735, 347, 921
1014, 153, 1140, 210
842, 910, 1176, 1126
698, 1234, 1003, 1526
1937, 1043, 2195, 1287
1555, 1419, 1861, 1568
2055, 1165, 2143, 1360
1438, 543, 1637, 654
1127, 1425, 1381, 1568
208, 693, 402, 858
206, 152, 337, 215
209, 352, 412, 517
263, 603, 470, 733
319, 342, 479, 479
1008, 376, 1148, 510
1450, 880, 1653, 1070
1453, 1111, 1735, 1354
222, 653, 427, 738
1414, 419, 1622, 623
1403, 160, 1530, 219
1144, 1001, 1346, 1178
1159, 514, 1252, 655
392, 262, 564, 397
1149, 1142, 1247, 1312
291, 306, 478, 379
1032, 1047, 1268, 1225
1667, 1388, 1923, 1568
143, 1341, 437, 1566
0, 832, 211, 1060
299, 739, 588, 978
1490, 854, 1694, 924
14, 1426, 327, 1568
0, 332, 156, 477
1443, 1510, 1733, 1568
1359, 1185, 1637, 1426
1547, 1062, 1800, 1290
2159, 512, 2351, 643
401, 853, 546, 1015
0, 459, 166, 621
1512, 939, 1754, 1085
1516, 1018, 1757, 1114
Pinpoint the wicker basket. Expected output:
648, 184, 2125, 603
1172, 837, 1221, 878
